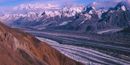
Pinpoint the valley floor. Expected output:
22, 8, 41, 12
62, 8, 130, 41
21, 29, 130, 65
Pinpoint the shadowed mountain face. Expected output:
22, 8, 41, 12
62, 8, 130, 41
0, 22, 83, 65
1, 1, 129, 34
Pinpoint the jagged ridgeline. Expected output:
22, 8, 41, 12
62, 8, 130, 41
0, 1, 130, 33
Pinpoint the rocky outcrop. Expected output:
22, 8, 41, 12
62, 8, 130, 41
0, 21, 83, 65
97, 2, 130, 30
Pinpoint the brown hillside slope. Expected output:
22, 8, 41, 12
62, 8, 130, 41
0, 22, 84, 65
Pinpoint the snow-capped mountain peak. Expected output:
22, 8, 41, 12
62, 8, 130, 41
13, 3, 60, 10
121, 5, 126, 11
114, 1, 127, 11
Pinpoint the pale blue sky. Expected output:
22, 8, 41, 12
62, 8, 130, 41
0, 0, 121, 7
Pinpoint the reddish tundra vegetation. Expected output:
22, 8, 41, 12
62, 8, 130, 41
0, 22, 83, 65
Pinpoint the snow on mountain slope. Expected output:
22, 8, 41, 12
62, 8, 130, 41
13, 3, 60, 12
0, 0, 130, 33
0, 3, 83, 23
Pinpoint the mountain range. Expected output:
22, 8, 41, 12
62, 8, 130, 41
0, 0, 130, 65
0, 1, 129, 34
